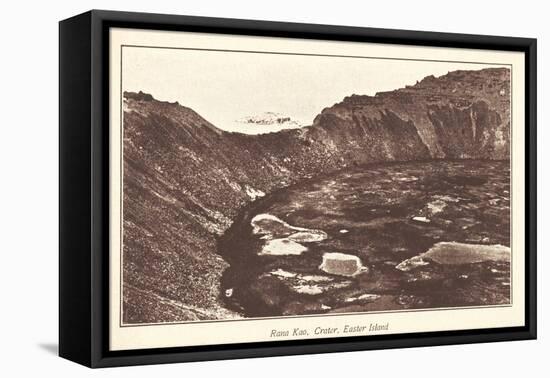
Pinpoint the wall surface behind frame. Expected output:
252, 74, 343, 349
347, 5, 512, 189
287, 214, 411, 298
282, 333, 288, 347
0, 0, 546, 376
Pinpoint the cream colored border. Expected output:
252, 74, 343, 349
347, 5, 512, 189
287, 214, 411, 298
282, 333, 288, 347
109, 28, 525, 351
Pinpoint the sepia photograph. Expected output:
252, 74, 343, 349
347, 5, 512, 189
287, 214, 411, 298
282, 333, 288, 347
54, 7, 537, 367
119, 43, 512, 325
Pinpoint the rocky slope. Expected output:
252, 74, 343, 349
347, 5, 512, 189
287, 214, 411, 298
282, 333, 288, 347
121, 67, 510, 323
315, 68, 510, 159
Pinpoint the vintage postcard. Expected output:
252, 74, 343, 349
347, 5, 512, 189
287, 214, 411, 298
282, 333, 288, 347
108, 28, 526, 351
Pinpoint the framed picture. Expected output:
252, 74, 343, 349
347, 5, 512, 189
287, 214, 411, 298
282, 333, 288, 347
59, 10, 537, 368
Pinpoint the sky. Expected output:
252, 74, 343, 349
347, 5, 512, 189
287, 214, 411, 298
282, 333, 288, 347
122, 46, 505, 134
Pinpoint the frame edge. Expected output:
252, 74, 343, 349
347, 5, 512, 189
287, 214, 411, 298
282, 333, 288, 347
59, 11, 94, 368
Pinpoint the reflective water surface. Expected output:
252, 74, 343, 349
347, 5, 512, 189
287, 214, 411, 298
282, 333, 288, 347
218, 160, 511, 317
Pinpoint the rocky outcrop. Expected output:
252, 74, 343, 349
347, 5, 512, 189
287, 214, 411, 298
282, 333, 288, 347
121, 68, 510, 323
314, 68, 510, 159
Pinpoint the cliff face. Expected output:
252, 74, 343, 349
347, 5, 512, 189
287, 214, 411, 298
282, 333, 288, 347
315, 68, 510, 159
121, 68, 510, 323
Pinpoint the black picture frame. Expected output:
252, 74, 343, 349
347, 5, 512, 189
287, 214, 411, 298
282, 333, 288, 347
59, 9, 537, 368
